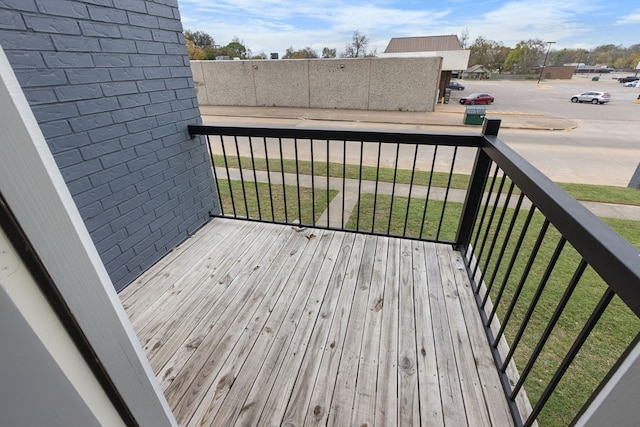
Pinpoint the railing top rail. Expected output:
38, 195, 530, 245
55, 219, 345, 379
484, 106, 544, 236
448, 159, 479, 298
188, 124, 484, 147
482, 134, 640, 317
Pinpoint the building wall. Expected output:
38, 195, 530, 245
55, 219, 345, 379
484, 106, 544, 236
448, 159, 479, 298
0, 0, 217, 291
541, 66, 576, 80
191, 57, 443, 112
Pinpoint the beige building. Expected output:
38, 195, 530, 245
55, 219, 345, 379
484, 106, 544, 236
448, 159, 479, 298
379, 35, 471, 96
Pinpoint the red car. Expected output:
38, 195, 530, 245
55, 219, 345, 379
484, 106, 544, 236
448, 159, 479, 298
459, 93, 494, 105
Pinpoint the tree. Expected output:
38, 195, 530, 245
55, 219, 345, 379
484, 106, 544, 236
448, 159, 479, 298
503, 39, 546, 73
185, 38, 206, 60
226, 37, 248, 59
184, 30, 214, 48
341, 30, 369, 58
469, 36, 509, 71
322, 47, 337, 58
283, 46, 319, 59
459, 28, 469, 49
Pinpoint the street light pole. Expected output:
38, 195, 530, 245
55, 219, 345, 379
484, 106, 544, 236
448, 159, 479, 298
537, 41, 556, 84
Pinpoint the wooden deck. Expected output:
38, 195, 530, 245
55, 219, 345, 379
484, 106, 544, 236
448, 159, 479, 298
119, 218, 514, 426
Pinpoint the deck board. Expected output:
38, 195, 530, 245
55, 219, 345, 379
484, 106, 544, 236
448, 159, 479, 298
121, 218, 514, 426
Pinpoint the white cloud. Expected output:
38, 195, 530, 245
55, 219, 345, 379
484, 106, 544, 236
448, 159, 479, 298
616, 11, 640, 24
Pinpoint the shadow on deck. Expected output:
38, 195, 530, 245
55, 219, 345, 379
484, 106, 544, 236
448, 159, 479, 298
120, 218, 514, 426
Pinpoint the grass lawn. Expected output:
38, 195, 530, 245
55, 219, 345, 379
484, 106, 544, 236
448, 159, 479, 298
212, 154, 640, 206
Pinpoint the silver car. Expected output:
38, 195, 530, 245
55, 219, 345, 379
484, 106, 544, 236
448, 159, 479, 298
570, 91, 611, 104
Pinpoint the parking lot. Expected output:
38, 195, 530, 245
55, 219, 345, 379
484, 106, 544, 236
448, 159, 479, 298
445, 76, 640, 187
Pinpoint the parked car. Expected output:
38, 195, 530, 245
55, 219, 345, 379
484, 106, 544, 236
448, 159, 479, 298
447, 81, 465, 90
570, 91, 611, 104
618, 76, 639, 83
623, 80, 640, 87
459, 93, 494, 105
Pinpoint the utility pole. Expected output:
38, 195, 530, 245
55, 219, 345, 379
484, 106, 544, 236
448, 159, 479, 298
537, 41, 556, 84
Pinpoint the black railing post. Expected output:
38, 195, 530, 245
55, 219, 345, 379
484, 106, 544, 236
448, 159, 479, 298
454, 120, 500, 250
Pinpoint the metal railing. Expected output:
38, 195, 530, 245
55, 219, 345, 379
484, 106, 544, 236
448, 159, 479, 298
188, 120, 640, 426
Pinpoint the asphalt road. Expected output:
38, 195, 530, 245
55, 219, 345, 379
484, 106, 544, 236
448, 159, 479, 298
448, 78, 640, 186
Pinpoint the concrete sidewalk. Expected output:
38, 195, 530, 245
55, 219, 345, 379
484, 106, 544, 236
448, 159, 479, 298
199, 104, 579, 131
199, 105, 638, 221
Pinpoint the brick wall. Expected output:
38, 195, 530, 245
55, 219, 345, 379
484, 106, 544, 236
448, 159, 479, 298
0, 0, 218, 291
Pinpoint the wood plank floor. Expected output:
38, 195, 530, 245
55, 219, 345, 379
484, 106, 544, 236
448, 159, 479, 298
119, 218, 514, 426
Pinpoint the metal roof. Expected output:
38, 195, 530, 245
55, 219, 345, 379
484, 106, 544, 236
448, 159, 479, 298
384, 35, 462, 53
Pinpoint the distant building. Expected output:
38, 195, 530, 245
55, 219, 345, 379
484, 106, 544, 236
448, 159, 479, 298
379, 35, 470, 97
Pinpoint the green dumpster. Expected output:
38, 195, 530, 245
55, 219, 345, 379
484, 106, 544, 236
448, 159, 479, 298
592, 76, 599, 81
463, 106, 486, 125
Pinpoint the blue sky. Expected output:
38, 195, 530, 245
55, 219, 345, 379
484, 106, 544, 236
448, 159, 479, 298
177, 0, 640, 56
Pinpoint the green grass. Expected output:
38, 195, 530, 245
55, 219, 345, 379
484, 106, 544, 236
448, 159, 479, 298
216, 179, 337, 224
213, 154, 640, 206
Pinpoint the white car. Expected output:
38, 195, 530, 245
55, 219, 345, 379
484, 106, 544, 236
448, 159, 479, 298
570, 91, 611, 104
623, 80, 640, 87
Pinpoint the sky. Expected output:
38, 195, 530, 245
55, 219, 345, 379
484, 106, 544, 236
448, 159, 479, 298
176, 0, 640, 57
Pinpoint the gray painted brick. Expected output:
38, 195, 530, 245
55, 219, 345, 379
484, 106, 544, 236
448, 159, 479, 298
118, 92, 151, 108
169, 66, 193, 78
43, 52, 95, 68
152, 195, 178, 218
142, 192, 169, 214
109, 67, 145, 81
89, 163, 130, 187
84, 206, 121, 232
157, 16, 182, 32
0, 0, 36, 12
158, 55, 182, 67
16, 69, 67, 87
76, 97, 120, 114
151, 123, 176, 139
128, 152, 160, 174
66, 68, 112, 84
109, 169, 142, 192
32, 103, 79, 122
127, 11, 158, 28
156, 213, 182, 235
95, 228, 127, 254
120, 227, 157, 253
39, 120, 72, 138
75, 184, 115, 209
120, 129, 153, 148
79, 200, 106, 220
80, 0, 113, 7
55, 84, 102, 102
93, 53, 131, 67
48, 132, 92, 152
0, 9, 26, 30
106, 249, 136, 281
52, 34, 101, 52
180, 108, 200, 121
60, 157, 104, 181
113, 0, 146, 13
35, 0, 89, 18
112, 106, 147, 123
165, 78, 189, 89
175, 88, 196, 100
80, 139, 123, 160
135, 40, 165, 54
66, 176, 93, 195
92, 223, 117, 245
101, 81, 138, 96
144, 102, 171, 116
5, 51, 45, 69
0, 31, 54, 50
52, 149, 83, 168
118, 191, 152, 216
143, 67, 171, 79
146, 2, 173, 18
149, 89, 175, 103
101, 185, 138, 209
125, 116, 158, 133
119, 25, 152, 40
100, 245, 123, 265
136, 79, 165, 92
69, 112, 115, 132
147, 179, 174, 198
153, 0, 179, 7
170, 99, 193, 112
164, 43, 186, 56
88, 5, 128, 24
140, 159, 168, 179
125, 245, 158, 275
87, 123, 128, 143
79, 21, 121, 38
154, 227, 181, 252
110, 206, 144, 231
151, 28, 178, 43
24, 15, 80, 34
156, 111, 182, 126
100, 38, 137, 53
129, 54, 160, 67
